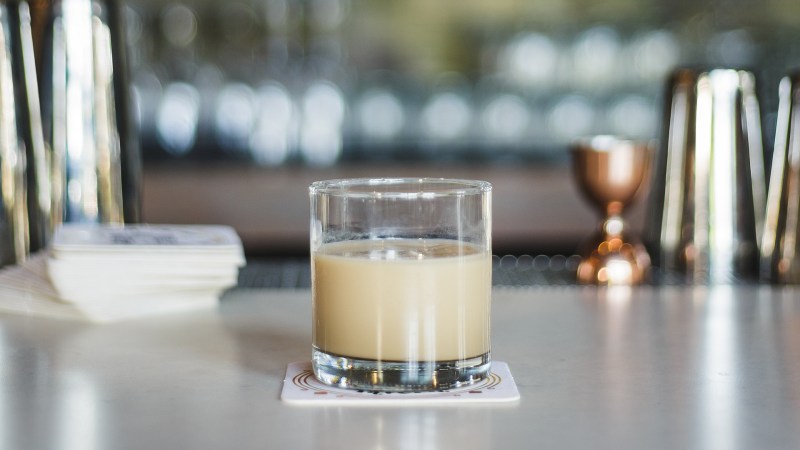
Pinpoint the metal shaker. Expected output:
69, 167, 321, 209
646, 68, 766, 283
762, 71, 800, 283
0, 0, 53, 266
11, 0, 52, 254
37, 0, 140, 225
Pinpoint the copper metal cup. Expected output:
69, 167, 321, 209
572, 136, 651, 285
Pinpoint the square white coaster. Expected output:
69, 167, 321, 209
281, 361, 520, 405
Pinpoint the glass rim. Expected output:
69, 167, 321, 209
309, 178, 492, 198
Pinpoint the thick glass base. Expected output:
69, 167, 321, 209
312, 347, 491, 392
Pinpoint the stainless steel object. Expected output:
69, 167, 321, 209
762, 71, 800, 283
572, 136, 651, 285
39, 0, 140, 225
646, 68, 766, 283
13, 0, 51, 253
0, 0, 53, 266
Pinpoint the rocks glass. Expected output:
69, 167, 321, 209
309, 178, 492, 392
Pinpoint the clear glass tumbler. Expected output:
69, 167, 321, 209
309, 178, 492, 392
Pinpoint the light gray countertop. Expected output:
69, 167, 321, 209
3, 285, 800, 449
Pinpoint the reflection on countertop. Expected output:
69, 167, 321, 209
3, 286, 800, 449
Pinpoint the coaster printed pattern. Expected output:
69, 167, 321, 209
52, 224, 243, 250
281, 361, 520, 405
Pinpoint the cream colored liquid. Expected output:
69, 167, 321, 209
312, 239, 491, 362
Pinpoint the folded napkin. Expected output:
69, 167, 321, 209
0, 224, 245, 323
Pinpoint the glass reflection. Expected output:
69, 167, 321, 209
500, 32, 558, 90
698, 286, 738, 450
250, 82, 294, 166
160, 4, 197, 48
57, 372, 102, 450
0, 328, 6, 448
547, 95, 595, 144
215, 83, 257, 154
357, 89, 405, 142
708, 29, 755, 66
481, 94, 530, 144
308, 0, 349, 31
421, 91, 473, 143
606, 95, 656, 140
311, 407, 493, 449
300, 81, 345, 166
774, 288, 800, 419
571, 26, 621, 91
628, 30, 680, 83
156, 82, 200, 156
217, 2, 258, 46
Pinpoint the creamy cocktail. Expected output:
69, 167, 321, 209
312, 238, 491, 362
309, 178, 492, 392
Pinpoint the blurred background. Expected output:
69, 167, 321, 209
128, 0, 800, 257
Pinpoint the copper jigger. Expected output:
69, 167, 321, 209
572, 136, 651, 285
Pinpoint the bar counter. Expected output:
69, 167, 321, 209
3, 284, 800, 449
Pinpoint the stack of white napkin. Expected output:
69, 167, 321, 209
0, 224, 245, 323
